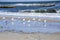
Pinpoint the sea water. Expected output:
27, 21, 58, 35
0, 16, 60, 33
0, 1, 60, 33
0, 1, 60, 12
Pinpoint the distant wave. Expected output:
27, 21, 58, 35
0, 2, 60, 12
9, 3, 55, 7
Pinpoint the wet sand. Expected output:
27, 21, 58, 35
0, 32, 60, 40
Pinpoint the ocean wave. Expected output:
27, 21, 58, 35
0, 2, 60, 12
10, 3, 55, 7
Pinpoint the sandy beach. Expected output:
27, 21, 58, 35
0, 32, 60, 40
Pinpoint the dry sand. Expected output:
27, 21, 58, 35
0, 32, 60, 40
